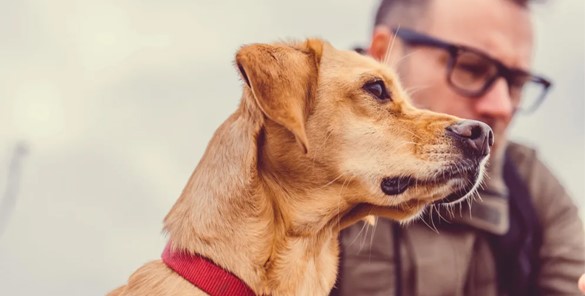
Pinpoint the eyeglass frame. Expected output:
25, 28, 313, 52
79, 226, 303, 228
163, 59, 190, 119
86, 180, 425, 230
391, 27, 552, 114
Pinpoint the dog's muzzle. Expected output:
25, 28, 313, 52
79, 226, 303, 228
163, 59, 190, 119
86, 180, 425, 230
379, 119, 493, 200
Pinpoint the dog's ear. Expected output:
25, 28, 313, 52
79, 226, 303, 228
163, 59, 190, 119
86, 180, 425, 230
235, 39, 324, 154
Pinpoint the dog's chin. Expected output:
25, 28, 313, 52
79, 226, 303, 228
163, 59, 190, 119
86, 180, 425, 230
375, 199, 428, 222
340, 175, 483, 227
340, 199, 427, 226
432, 162, 487, 205
341, 160, 487, 227
354, 181, 478, 224
433, 182, 479, 205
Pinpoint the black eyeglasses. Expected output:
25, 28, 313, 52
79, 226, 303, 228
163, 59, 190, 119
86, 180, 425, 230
392, 28, 552, 113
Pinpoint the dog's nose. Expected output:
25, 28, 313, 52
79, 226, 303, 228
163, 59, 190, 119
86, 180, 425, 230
446, 120, 494, 157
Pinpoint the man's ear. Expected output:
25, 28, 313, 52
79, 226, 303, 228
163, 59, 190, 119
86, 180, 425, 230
235, 39, 324, 154
369, 25, 395, 63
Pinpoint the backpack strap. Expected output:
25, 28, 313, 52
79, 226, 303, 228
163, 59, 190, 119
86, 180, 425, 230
487, 151, 543, 295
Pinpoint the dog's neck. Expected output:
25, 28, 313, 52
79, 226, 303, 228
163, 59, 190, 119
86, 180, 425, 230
163, 96, 352, 295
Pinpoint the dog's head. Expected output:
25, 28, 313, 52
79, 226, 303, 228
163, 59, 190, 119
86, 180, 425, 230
235, 39, 492, 226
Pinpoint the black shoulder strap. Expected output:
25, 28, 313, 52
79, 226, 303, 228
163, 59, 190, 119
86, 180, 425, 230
488, 151, 543, 295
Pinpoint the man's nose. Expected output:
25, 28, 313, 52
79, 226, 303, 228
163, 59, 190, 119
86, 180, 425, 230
475, 78, 514, 118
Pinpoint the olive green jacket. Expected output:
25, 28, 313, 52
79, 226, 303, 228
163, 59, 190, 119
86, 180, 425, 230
335, 142, 585, 296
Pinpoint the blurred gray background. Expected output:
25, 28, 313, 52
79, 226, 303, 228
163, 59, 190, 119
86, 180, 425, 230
0, 0, 583, 295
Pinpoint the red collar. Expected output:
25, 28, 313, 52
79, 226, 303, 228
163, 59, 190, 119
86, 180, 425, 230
162, 243, 256, 296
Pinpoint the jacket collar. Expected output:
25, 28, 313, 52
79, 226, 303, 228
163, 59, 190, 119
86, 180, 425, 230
451, 190, 509, 235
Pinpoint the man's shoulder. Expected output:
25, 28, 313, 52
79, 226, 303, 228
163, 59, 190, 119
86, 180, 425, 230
506, 141, 574, 217
505, 140, 548, 187
506, 140, 538, 168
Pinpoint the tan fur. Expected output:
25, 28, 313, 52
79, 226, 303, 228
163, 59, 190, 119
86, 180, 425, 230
109, 39, 488, 296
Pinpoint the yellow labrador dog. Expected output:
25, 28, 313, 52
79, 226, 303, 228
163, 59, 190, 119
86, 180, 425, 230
109, 39, 492, 296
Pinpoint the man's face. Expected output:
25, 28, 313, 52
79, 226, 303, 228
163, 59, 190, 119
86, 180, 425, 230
377, 0, 533, 155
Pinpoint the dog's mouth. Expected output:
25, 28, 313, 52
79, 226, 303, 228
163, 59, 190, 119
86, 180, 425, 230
338, 161, 485, 228
380, 176, 414, 195
380, 161, 482, 204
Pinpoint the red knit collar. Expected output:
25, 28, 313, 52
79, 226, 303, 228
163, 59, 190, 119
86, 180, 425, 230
161, 243, 256, 296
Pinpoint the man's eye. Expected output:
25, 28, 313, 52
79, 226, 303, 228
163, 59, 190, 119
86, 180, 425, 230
458, 63, 488, 77
363, 80, 391, 101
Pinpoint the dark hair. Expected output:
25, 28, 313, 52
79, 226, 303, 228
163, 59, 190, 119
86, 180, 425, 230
373, 0, 428, 28
374, 0, 535, 28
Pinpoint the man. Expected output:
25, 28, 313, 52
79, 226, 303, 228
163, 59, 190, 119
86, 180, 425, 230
332, 0, 585, 295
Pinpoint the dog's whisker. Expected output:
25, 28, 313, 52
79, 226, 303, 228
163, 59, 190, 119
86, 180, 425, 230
388, 140, 417, 153
421, 205, 439, 234
467, 198, 474, 219
390, 48, 421, 68
404, 84, 432, 98
384, 25, 401, 66
411, 178, 416, 193
348, 220, 370, 248
431, 205, 442, 231
357, 216, 373, 253
448, 203, 455, 218
436, 205, 449, 223
311, 130, 334, 167
320, 173, 346, 189
338, 174, 356, 198
429, 204, 436, 228
367, 215, 378, 262
335, 172, 355, 230
358, 221, 370, 253
401, 129, 423, 141
369, 216, 378, 249
433, 205, 444, 231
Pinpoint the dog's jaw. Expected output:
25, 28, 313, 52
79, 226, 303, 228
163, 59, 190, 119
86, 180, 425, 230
335, 155, 490, 230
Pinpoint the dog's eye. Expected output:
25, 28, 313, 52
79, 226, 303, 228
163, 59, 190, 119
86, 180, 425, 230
363, 80, 391, 101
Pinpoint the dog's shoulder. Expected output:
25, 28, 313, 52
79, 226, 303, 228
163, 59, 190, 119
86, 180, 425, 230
108, 260, 208, 296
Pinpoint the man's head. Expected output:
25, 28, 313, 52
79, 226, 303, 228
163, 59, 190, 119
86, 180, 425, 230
368, 0, 546, 156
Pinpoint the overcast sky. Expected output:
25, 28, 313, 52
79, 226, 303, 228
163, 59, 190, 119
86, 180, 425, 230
0, 0, 583, 295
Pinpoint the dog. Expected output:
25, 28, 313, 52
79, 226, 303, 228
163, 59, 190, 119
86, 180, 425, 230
108, 38, 492, 296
